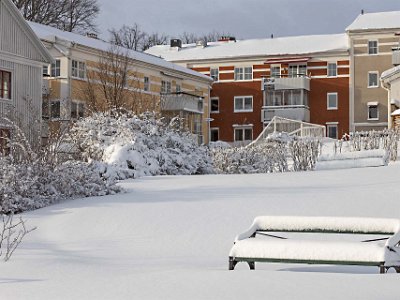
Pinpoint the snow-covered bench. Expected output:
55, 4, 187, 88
229, 216, 400, 273
315, 149, 388, 170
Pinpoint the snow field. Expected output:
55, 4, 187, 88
2, 164, 400, 299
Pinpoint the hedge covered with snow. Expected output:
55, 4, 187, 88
67, 112, 214, 180
211, 136, 321, 174
212, 142, 288, 174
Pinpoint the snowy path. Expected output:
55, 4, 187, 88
2, 165, 400, 299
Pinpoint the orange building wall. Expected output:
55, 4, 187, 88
210, 81, 263, 142
309, 77, 350, 137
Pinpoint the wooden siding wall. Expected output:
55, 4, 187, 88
0, 58, 43, 145
0, 0, 44, 62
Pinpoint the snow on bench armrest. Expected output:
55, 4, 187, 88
235, 216, 400, 241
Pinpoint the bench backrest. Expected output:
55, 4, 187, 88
235, 216, 400, 247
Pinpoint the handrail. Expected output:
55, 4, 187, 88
248, 116, 326, 147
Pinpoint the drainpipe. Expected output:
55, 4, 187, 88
381, 80, 392, 129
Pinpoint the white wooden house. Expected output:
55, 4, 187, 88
0, 0, 52, 154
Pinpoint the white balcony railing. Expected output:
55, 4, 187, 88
261, 75, 310, 91
262, 105, 310, 123
161, 92, 203, 114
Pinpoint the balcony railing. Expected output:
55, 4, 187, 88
161, 92, 203, 114
262, 105, 310, 123
261, 74, 310, 91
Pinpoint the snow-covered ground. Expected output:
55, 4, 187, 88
2, 164, 400, 299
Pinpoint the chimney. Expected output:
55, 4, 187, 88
86, 32, 98, 39
218, 36, 236, 42
271, 34, 274, 39
170, 38, 182, 49
361, 9, 364, 15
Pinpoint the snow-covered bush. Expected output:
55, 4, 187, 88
212, 142, 288, 174
212, 134, 322, 174
67, 111, 214, 179
347, 129, 399, 161
0, 157, 120, 214
0, 117, 121, 214
0, 213, 36, 261
290, 138, 321, 171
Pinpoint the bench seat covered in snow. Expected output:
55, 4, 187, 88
229, 216, 400, 273
315, 149, 388, 170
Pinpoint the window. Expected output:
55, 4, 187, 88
210, 68, 219, 81
161, 80, 171, 94
50, 101, 60, 119
0, 128, 10, 156
51, 59, 61, 77
234, 96, 253, 112
288, 65, 307, 77
234, 67, 252, 80
144, 76, 150, 92
234, 127, 253, 142
71, 101, 85, 119
210, 128, 219, 142
43, 65, 49, 76
198, 98, 203, 112
299, 65, 307, 76
327, 93, 338, 110
270, 66, 281, 78
176, 84, 181, 93
327, 63, 337, 77
211, 98, 219, 113
368, 103, 379, 120
368, 40, 378, 55
327, 124, 338, 139
72, 60, 86, 79
368, 72, 379, 88
0, 70, 11, 99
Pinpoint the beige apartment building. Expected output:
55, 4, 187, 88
29, 22, 213, 144
347, 11, 400, 132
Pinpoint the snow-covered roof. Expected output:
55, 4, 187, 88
145, 34, 349, 62
28, 22, 212, 82
391, 109, 400, 116
346, 11, 400, 31
381, 65, 400, 80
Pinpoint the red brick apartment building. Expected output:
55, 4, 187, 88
147, 34, 350, 143
148, 34, 350, 142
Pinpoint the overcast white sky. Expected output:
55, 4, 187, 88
96, 0, 400, 40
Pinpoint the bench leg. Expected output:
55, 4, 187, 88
379, 266, 386, 274
394, 266, 400, 273
248, 261, 255, 270
229, 257, 238, 270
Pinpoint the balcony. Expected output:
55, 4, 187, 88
261, 75, 310, 91
392, 47, 400, 66
161, 92, 203, 114
262, 105, 310, 123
